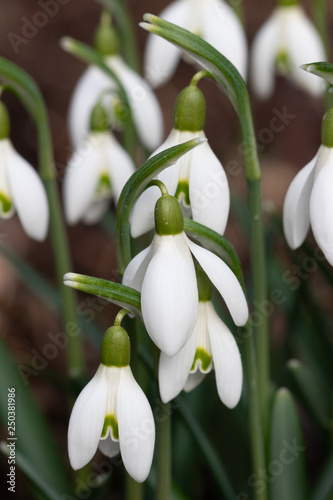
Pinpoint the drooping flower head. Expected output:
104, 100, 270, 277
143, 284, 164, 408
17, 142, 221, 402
0, 101, 49, 241
144, 0, 248, 87
251, 0, 326, 99
124, 187, 248, 357
68, 321, 155, 482
63, 103, 135, 225
283, 108, 333, 265
130, 75, 230, 237
159, 267, 243, 408
66, 12, 163, 151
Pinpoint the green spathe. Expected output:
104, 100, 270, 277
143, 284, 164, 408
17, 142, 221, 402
100, 326, 130, 367
321, 108, 333, 148
173, 85, 206, 132
155, 194, 184, 235
0, 101, 10, 140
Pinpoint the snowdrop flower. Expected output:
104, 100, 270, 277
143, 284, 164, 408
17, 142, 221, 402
251, 0, 326, 99
130, 80, 230, 237
159, 268, 242, 407
283, 108, 333, 265
68, 324, 155, 483
144, 0, 248, 87
123, 191, 248, 357
63, 103, 135, 225
65, 14, 163, 151
0, 102, 48, 241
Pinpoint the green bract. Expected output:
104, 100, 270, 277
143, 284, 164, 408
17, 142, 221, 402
100, 326, 130, 367
173, 84, 206, 132
155, 194, 184, 235
0, 101, 10, 139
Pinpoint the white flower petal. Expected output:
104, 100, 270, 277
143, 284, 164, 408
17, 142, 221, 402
63, 135, 102, 225
282, 154, 317, 249
68, 66, 114, 148
310, 162, 333, 265
103, 133, 136, 204
130, 129, 180, 238
117, 366, 155, 483
98, 435, 120, 458
141, 233, 198, 356
201, 0, 248, 79
6, 141, 49, 241
189, 140, 229, 234
285, 7, 326, 97
68, 365, 107, 470
251, 12, 279, 99
187, 237, 248, 326
122, 241, 154, 291
184, 370, 206, 392
108, 56, 163, 150
82, 199, 110, 225
144, 0, 190, 87
158, 325, 197, 403
206, 302, 242, 408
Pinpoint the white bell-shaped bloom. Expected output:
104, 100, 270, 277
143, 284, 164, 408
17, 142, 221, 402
123, 228, 248, 357
68, 363, 155, 482
130, 129, 230, 237
159, 300, 243, 408
283, 144, 333, 265
144, 0, 248, 87
63, 130, 135, 225
68, 55, 163, 151
251, 3, 326, 99
0, 138, 48, 241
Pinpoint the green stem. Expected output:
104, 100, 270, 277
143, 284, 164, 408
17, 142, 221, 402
243, 324, 268, 500
249, 179, 269, 435
125, 474, 143, 500
157, 402, 171, 500
0, 58, 83, 376
311, 0, 330, 59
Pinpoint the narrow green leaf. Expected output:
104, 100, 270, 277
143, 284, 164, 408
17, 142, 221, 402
311, 450, 333, 500
0, 337, 69, 495
176, 395, 236, 500
140, 14, 260, 181
300, 62, 333, 85
116, 138, 206, 274
287, 359, 331, 430
183, 217, 245, 289
64, 272, 141, 318
269, 388, 308, 500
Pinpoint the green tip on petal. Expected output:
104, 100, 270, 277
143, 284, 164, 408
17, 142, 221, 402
173, 85, 206, 132
90, 102, 109, 132
94, 12, 119, 56
155, 194, 184, 236
196, 268, 212, 302
277, 0, 298, 7
0, 192, 12, 216
321, 108, 333, 148
0, 102, 10, 140
101, 414, 119, 439
191, 348, 212, 372
100, 326, 130, 367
